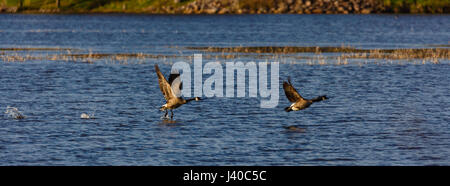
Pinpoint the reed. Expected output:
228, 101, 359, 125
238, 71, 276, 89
1, 46, 448, 66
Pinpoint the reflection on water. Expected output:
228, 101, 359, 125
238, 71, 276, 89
0, 14, 449, 165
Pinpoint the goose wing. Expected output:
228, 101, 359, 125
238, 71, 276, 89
283, 77, 304, 103
155, 64, 175, 101
168, 73, 182, 98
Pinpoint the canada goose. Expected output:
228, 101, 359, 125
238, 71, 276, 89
283, 77, 328, 112
155, 64, 201, 119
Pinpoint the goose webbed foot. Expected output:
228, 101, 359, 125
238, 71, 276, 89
161, 110, 170, 119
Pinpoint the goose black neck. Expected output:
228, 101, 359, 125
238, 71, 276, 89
311, 95, 327, 102
186, 97, 199, 103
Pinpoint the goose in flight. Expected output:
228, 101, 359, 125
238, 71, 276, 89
283, 77, 328, 112
155, 64, 201, 119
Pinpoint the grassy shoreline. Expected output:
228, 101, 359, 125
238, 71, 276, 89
0, 0, 448, 14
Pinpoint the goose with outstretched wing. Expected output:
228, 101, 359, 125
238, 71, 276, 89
155, 64, 201, 119
283, 77, 328, 112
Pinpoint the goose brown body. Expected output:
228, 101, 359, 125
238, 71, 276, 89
283, 77, 328, 112
155, 64, 200, 119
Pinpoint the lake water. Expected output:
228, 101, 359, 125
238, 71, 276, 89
0, 14, 449, 165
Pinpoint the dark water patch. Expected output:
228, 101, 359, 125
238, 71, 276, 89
308, 158, 356, 162
397, 146, 425, 150
419, 156, 443, 161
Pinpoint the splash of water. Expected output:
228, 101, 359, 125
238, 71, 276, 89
80, 113, 94, 119
5, 106, 26, 119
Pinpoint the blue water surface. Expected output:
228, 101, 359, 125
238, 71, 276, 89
0, 14, 449, 165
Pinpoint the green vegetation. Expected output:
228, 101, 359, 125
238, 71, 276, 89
0, 0, 448, 13
1, 0, 195, 13
383, 0, 449, 13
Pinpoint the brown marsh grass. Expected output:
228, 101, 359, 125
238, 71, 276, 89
1, 46, 448, 66
187, 46, 449, 59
